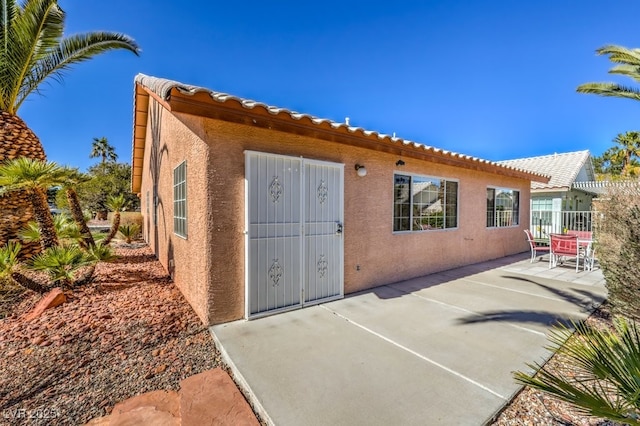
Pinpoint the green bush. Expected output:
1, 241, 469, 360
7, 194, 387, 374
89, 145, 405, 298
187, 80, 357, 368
594, 184, 640, 320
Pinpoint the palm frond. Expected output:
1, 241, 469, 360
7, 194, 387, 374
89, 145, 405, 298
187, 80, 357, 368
609, 65, 640, 83
18, 220, 41, 242
2, 0, 63, 113
0, 241, 21, 278
577, 82, 640, 101
29, 245, 92, 284
514, 318, 640, 424
86, 243, 114, 262
0, 0, 138, 113
105, 194, 127, 212
597, 45, 640, 66
15, 31, 139, 110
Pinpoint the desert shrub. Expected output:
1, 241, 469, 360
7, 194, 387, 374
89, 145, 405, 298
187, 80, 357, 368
594, 184, 640, 320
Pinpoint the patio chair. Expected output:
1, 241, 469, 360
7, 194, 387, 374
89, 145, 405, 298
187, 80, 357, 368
524, 229, 550, 263
583, 242, 597, 271
549, 233, 581, 272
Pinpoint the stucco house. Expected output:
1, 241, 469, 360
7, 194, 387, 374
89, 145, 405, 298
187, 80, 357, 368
498, 151, 597, 236
131, 74, 547, 325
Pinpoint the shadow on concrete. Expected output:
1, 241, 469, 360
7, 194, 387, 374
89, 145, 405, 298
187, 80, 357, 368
456, 276, 604, 327
359, 253, 532, 300
456, 310, 577, 328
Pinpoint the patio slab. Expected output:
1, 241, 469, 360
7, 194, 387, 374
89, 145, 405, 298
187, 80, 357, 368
211, 253, 606, 425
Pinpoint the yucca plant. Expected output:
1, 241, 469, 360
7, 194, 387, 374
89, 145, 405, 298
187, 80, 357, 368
514, 318, 640, 424
118, 223, 140, 244
29, 245, 93, 288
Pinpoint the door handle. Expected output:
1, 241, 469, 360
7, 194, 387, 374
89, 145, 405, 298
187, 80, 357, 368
336, 223, 343, 235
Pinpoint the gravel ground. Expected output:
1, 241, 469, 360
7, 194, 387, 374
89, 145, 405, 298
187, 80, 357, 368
0, 242, 618, 425
0, 244, 221, 425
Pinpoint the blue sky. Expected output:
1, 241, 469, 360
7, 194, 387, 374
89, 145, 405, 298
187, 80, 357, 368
17, 0, 640, 171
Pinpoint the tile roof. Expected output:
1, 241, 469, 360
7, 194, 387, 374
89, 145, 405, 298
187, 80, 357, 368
132, 74, 549, 192
497, 150, 594, 191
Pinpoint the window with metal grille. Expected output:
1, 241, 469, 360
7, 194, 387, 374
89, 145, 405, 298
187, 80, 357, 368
487, 187, 519, 227
173, 161, 187, 238
393, 173, 458, 232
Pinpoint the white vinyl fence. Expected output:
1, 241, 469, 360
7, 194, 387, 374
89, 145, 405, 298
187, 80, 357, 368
530, 210, 594, 240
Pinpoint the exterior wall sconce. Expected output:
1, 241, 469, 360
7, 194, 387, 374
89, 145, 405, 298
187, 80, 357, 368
355, 164, 367, 177
395, 159, 405, 166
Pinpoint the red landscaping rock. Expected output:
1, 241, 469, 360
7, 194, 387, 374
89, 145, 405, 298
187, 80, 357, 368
23, 288, 67, 321
111, 390, 180, 418
179, 368, 259, 426
85, 406, 179, 426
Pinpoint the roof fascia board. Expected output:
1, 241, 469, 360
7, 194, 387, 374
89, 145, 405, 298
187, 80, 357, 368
167, 92, 547, 182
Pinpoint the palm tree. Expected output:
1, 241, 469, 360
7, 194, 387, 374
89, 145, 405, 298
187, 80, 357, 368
102, 194, 127, 245
0, 158, 70, 249
90, 137, 118, 165
61, 167, 95, 248
611, 132, 640, 177
577, 45, 640, 101
595, 132, 640, 178
514, 318, 640, 424
0, 0, 139, 250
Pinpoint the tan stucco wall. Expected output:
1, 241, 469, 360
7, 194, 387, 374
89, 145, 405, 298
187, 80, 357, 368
139, 101, 213, 324
140, 106, 531, 325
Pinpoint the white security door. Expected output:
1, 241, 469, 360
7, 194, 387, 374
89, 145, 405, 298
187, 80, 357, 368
245, 151, 343, 319
304, 160, 344, 305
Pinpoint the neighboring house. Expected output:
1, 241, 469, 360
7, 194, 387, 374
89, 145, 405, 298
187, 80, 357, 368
498, 151, 597, 236
131, 74, 547, 325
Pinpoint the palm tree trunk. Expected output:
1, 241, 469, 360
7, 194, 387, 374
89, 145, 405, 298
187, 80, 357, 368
10, 271, 48, 293
102, 211, 120, 245
28, 188, 59, 249
66, 187, 95, 248
74, 264, 96, 286
0, 112, 47, 258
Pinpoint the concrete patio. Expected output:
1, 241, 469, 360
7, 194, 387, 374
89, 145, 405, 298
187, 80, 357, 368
210, 252, 606, 425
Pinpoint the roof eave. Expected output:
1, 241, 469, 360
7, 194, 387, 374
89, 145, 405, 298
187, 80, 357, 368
131, 74, 550, 185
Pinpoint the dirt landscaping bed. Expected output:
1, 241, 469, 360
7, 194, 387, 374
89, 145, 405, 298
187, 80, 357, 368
0, 244, 221, 425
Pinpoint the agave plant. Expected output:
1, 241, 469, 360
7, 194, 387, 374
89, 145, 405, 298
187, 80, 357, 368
514, 318, 640, 424
29, 245, 93, 288
118, 223, 140, 244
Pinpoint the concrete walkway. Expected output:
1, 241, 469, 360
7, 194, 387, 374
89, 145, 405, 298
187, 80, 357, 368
211, 253, 606, 426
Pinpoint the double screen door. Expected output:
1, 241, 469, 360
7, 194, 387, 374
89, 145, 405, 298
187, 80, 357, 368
245, 151, 344, 319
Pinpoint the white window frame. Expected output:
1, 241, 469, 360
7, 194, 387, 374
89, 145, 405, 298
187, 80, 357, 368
486, 186, 520, 228
173, 161, 187, 238
393, 172, 459, 233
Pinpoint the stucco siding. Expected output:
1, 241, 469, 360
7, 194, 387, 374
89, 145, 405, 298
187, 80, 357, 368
140, 107, 531, 325
139, 102, 213, 324
199, 118, 530, 322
